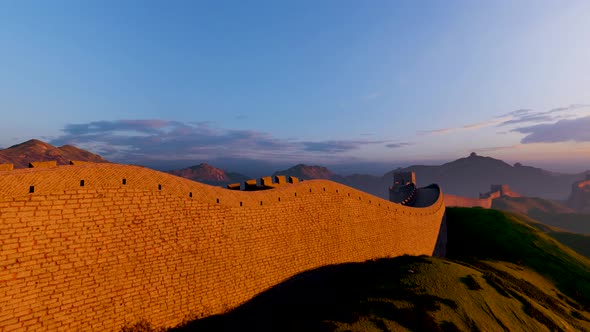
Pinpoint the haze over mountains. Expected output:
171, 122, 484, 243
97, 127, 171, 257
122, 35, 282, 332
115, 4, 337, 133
271, 154, 589, 201
168, 163, 250, 186
2, 139, 589, 203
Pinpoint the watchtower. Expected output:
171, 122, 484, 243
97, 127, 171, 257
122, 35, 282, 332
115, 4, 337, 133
389, 171, 416, 203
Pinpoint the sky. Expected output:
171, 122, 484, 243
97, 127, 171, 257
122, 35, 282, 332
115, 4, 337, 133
1, 0, 590, 175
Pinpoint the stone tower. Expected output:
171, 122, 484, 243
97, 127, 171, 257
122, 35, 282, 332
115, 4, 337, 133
389, 171, 416, 203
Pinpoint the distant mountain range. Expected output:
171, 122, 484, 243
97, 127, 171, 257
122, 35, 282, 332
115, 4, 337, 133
270, 154, 589, 201
0, 139, 108, 168
168, 163, 250, 187
3, 139, 589, 202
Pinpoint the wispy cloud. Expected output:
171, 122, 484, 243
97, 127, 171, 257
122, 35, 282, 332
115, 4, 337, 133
420, 119, 505, 136
385, 142, 413, 149
421, 104, 590, 136
512, 116, 590, 144
50, 120, 393, 163
302, 140, 388, 153
498, 104, 590, 127
473, 144, 521, 152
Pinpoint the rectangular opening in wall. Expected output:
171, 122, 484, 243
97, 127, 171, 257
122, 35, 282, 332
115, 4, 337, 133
278, 197, 281, 202
240, 202, 243, 206
189, 192, 193, 198
29, 186, 34, 193
158, 184, 162, 190
122, 179, 127, 185
216, 198, 219, 203
80, 180, 85, 187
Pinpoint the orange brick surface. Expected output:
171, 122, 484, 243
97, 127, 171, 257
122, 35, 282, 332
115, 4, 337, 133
0, 163, 445, 331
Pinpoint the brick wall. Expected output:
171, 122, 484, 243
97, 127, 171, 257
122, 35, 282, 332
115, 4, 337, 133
443, 193, 492, 208
0, 164, 445, 331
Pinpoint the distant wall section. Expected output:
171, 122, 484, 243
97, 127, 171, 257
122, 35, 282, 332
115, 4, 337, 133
445, 193, 492, 208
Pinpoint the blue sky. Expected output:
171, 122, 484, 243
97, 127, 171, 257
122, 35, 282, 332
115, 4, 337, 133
1, 0, 590, 174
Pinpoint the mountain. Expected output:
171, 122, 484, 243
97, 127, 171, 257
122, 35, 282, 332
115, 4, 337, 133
340, 153, 589, 201
0, 139, 108, 168
125, 208, 590, 332
168, 163, 250, 186
390, 153, 586, 200
272, 164, 347, 182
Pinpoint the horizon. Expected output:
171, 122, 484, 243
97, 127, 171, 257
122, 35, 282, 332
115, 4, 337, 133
2, 1, 590, 174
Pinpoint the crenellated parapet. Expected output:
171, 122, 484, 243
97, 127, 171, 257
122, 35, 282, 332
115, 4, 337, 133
0, 163, 14, 171
0, 161, 445, 331
227, 175, 302, 191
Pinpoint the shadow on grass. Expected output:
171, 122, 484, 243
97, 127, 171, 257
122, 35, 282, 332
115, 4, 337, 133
170, 256, 456, 332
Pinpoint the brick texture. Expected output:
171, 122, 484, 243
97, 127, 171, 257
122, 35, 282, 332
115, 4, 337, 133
0, 163, 445, 331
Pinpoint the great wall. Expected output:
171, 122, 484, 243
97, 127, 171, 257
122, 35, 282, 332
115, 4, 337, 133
0, 161, 445, 331
445, 184, 521, 209
568, 175, 590, 213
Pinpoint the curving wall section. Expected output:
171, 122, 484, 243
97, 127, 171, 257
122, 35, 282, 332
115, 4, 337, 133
0, 163, 445, 331
445, 194, 492, 208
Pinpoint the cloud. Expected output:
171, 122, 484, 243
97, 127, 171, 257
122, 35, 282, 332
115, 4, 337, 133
302, 140, 389, 153
498, 104, 590, 127
421, 119, 504, 136
473, 145, 521, 152
513, 116, 590, 143
50, 120, 393, 163
497, 109, 533, 118
423, 104, 590, 136
385, 142, 413, 149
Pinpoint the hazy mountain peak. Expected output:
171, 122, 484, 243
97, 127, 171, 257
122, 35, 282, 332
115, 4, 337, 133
274, 164, 337, 180
0, 139, 107, 168
169, 163, 249, 185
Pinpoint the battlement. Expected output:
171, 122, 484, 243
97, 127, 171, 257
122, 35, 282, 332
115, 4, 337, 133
393, 171, 416, 186
389, 171, 418, 204
227, 175, 302, 191
28, 160, 57, 168
0, 163, 14, 171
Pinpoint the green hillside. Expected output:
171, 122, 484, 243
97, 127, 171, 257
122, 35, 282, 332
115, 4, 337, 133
124, 208, 590, 332
491, 196, 574, 215
491, 196, 590, 235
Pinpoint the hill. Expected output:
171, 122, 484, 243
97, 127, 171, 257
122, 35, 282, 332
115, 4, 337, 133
125, 208, 590, 332
509, 212, 590, 258
491, 196, 575, 215
387, 153, 588, 200
275, 154, 589, 201
0, 139, 107, 168
168, 163, 250, 186
273, 164, 346, 182
489, 196, 590, 235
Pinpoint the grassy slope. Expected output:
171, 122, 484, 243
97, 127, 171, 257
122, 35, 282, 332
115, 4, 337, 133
124, 208, 590, 332
447, 208, 590, 307
491, 196, 574, 215
508, 211, 590, 258
527, 209, 590, 235
491, 196, 590, 235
